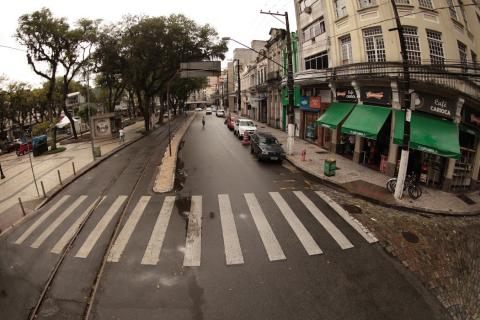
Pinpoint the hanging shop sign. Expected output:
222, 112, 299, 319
464, 106, 480, 129
300, 96, 310, 109
360, 86, 391, 106
336, 87, 357, 102
309, 96, 321, 109
414, 93, 455, 120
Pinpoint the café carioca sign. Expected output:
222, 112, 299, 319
414, 93, 455, 119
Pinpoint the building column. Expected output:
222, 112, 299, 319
470, 138, 480, 190
328, 81, 339, 154
386, 81, 401, 176
351, 81, 364, 163
443, 97, 465, 191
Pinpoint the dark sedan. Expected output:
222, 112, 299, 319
250, 132, 285, 163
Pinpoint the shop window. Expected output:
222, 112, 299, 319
427, 30, 444, 65
305, 51, 329, 70
363, 26, 386, 62
339, 35, 353, 65
402, 26, 421, 64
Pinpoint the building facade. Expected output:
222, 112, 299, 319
295, 0, 480, 192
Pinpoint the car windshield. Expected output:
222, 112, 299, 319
240, 120, 254, 127
259, 137, 279, 145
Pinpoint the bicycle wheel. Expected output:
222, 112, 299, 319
386, 179, 397, 193
408, 185, 422, 199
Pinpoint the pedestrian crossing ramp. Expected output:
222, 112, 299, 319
12, 191, 377, 267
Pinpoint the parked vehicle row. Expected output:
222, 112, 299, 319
224, 114, 285, 163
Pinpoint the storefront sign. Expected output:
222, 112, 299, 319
415, 93, 455, 119
309, 96, 321, 109
464, 106, 480, 129
336, 87, 357, 102
300, 96, 310, 109
360, 87, 391, 106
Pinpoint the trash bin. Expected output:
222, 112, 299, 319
324, 158, 336, 177
32, 135, 48, 157
93, 146, 101, 158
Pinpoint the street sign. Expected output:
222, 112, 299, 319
180, 61, 221, 78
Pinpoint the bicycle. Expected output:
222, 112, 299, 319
386, 172, 422, 199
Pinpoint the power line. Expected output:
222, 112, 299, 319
0, 44, 26, 52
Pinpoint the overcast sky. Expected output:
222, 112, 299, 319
0, 0, 295, 87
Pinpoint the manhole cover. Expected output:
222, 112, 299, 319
402, 231, 419, 243
341, 204, 362, 214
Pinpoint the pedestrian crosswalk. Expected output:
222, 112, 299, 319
12, 190, 377, 267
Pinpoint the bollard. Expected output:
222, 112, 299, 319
18, 197, 26, 216
57, 170, 62, 186
301, 149, 306, 161
40, 181, 47, 198
72, 162, 76, 175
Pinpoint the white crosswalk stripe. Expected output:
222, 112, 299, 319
183, 196, 202, 267
51, 197, 105, 254
218, 194, 244, 265
269, 192, 323, 256
75, 196, 127, 259
315, 191, 378, 244
244, 193, 286, 262
15, 195, 70, 245
294, 191, 354, 250
141, 196, 176, 265
108, 196, 151, 262
31, 195, 88, 249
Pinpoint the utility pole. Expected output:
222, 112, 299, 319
235, 59, 241, 114
86, 71, 96, 160
390, 0, 412, 200
0, 162, 5, 179
260, 10, 295, 154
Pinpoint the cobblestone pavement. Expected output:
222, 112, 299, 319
307, 179, 480, 320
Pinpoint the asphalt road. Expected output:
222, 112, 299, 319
0, 113, 448, 320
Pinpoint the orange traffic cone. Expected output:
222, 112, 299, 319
241, 131, 250, 145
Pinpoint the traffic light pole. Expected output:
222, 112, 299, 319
390, 0, 412, 199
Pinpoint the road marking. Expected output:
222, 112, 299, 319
183, 196, 202, 267
107, 196, 151, 262
269, 192, 323, 256
141, 196, 176, 265
75, 196, 127, 259
31, 195, 88, 248
244, 193, 286, 261
51, 197, 105, 254
218, 194, 244, 265
294, 191, 354, 250
315, 191, 378, 244
14, 195, 70, 245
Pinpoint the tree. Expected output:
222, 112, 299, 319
16, 8, 68, 122
58, 18, 99, 139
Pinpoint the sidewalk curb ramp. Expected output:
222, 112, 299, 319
0, 129, 148, 239
285, 156, 480, 217
153, 114, 196, 193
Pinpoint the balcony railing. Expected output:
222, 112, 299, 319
290, 61, 480, 100
267, 71, 282, 82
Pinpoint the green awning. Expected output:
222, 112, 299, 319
460, 124, 480, 137
341, 104, 391, 139
393, 110, 461, 159
315, 102, 355, 129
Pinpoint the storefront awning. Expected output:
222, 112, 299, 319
393, 110, 461, 159
341, 104, 391, 139
316, 102, 355, 129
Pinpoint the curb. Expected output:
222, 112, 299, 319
0, 131, 148, 239
153, 114, 196, 193
285, 156, 480, 217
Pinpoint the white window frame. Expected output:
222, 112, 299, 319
358, 0, 376, 9
418, 0, 434, 9
426, 30, 444, 65
335, 0, 348, 18
402, 26, 421, 65
446, 0, 458, 20
340, 35, 353, 65
394, 0, 410, 4
363, 26, 386, 62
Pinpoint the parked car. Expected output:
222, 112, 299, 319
216, 110, 225, 117
250, 132, 285, 162
195, 107, 203, 112
234, 119, 257, 139
212, 106, 217, 112
227, 116, 236, 130
206, 107, 212, 115
0, 139, 19, 153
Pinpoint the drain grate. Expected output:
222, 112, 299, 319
457, 194, 475, 205
402, 231, 419, 243
341, 204, 362, 214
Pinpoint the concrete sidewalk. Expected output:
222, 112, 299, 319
253, 121, 480, 216
0, 119, 146, 232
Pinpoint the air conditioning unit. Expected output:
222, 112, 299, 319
304, 6, 312, 14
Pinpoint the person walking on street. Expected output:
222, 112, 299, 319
119, 128, 125, 144
202, 116, 205, 128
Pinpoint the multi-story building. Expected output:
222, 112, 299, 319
295, 0, 480, 192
